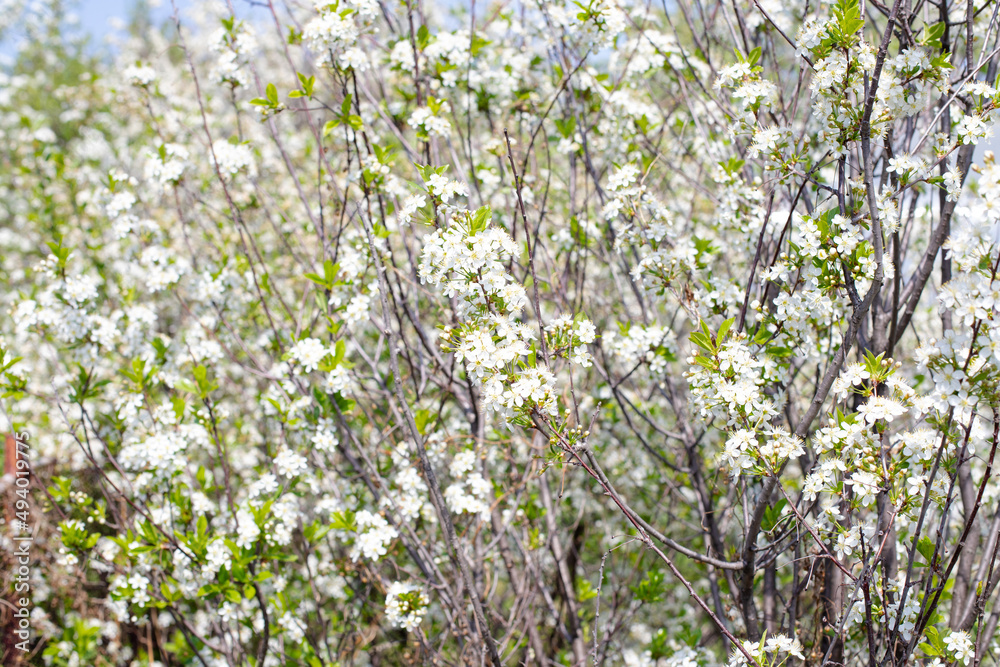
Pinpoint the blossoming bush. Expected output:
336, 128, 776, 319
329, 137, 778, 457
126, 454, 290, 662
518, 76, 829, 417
2, 0, 1000, 665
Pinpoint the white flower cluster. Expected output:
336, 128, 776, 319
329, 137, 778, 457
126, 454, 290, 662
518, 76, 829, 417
715, 60, 777, 119
311, 419, 340, 453
795, 17, 826, 53
424, 172, 469, 205
886, 153, 929, 180
410, 104, 453, 139
137, 245, 188, 293
324, 365, 352, 394
419, 220, 526, 316
603, 324, 675, 374
834, 523, 879, 559
235, 509, 260, 549
876, 47, 942, 119
303, 1, 361, 67
747, 124, 788, 161
956, 112, 994, 146
109, 572, 152, 615
728, 633, 804, 667
211, 140, 254, 177
558, 0, 626, 50
686, 331, 789, 479
203, 539, 233, 578
344, 292, 371, 326
120, 426, 210, 485
381, 443, 430, 521
945, 630, 975, 665
722, 425, 803, 478
802, 457, 848, 502
274, 446, 310, 479
288, 337, 331, 372
420, 209, 558, 424
265, 496, 302, 547
603, 163, 642, 222
856, 395, 907, 425
396, 194, 426, 225
842, 571, 923, 638
943, 166, 963, 203
832, 361, 870, 399
123, 62, 156, 87
384, 581, 428, 631
210, 19, 256, 87
145, 143, 188, 187
546, 315, 597, 367
351, 510, 398, 562
278, 611, 307, 643
444, 449, 491, 520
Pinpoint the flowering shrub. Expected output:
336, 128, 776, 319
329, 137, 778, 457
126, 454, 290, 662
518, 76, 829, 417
2, 0, 1000, 665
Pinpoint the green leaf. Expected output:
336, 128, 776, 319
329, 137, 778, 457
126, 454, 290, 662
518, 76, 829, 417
693, 356, 716, 370
470, 33, 490, 56
470, 205, 492, 234
172, 396, 186, 421
924, 625, 944, 653
416, 24, 431, 50
693, 236, 715, 266
828, 0, 864, 45
921, 21, 946, 50
577, 577, 598, 601
631, 570, 666, 603
761, 498, 788, 532
335, 392, 355, 413
716, 317, 735, 345
305, 261, 339, 290
931, 53, 953, 70
720, 158, 744, 177
414, 409, 432, 435
917, 536, 936, 564
192, 365, 218, 397
46, 236, 72, 268
554, 116, 576, 139
918, 642, 940, 657
266, 82, 278, 105
331, 510, 356, 531
689, 332, 711, 353
197, 514, 208, 540
296, 72, 315, 97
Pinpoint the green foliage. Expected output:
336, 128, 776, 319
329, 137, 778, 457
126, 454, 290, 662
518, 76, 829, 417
631, 569, 667, 603
827, 0, 865, 47
289, 72, 317, 99
322, 93, 363, 135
